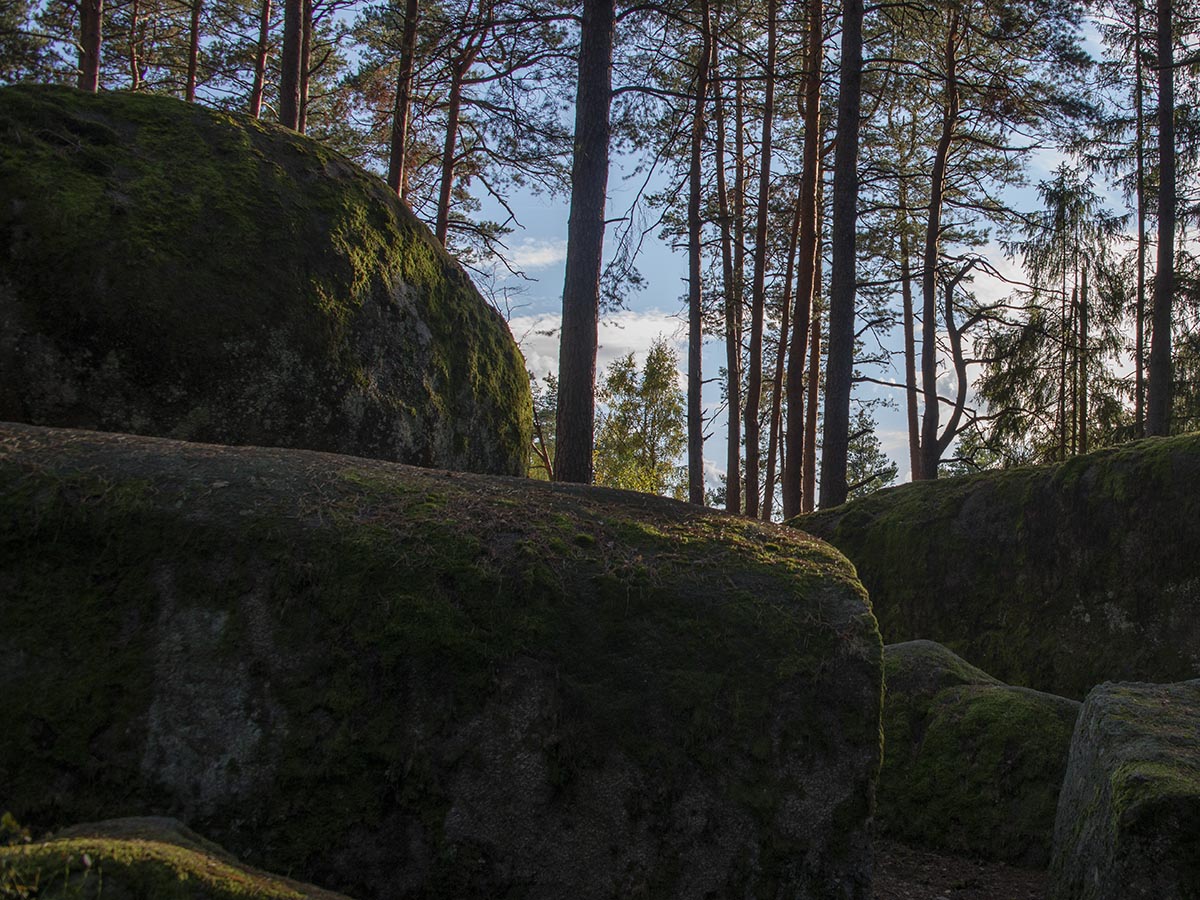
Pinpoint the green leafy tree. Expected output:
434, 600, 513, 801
593, 337, 687, 498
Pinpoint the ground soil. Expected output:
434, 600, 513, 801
874, 838, 1048, 900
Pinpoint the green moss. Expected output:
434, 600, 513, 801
796, 434, 1200, 698
0, 424, 882, 899
877, 642, 1079, 864
0, 84, 530, 476
0, 820, 351, 900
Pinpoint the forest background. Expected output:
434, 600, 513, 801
3, 0, 1199, 515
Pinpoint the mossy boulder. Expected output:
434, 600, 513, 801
0, 422, 883, 900
1051, 680, 1200, 899
796, 435, 1200, 698
0, 84, 529, 476
879, 641, 1079, 866
0, 817, 354, 900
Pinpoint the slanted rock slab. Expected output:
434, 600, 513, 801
0, 422, 883, 900
796, 435, 1200, 697
879, 641, 1079, 865
1051, 680, 1200, 900
0, 84, 530, 475
0, 817, 356, 900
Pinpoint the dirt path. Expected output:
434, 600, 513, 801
874, 839, 1048, 900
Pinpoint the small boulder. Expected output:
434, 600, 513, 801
0, 816, 355, 900
1051, 680, 1200, 899
880, 640, 1080, 865
0, 84, 530, 475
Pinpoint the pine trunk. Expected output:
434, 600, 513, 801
278, 0, 303, 128
743, 0, 777, 519
783, 0, 822, 518
77, 0, 104, 92
686, 0, 711, 505
554, 0, 615, 484
818, 0, 864, 510
250, 0, 272, 117
186, 0, 202, 101
386, 0, 420, 197
712, 15, 741, 514
1147, 0, 1174, 435
918, 8, 960, 481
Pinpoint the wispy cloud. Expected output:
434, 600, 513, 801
509, 308, 687, 381
508, 238, 568, 271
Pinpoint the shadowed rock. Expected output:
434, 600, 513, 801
879, 641, 1079, 866
0, 84, 530, 476
796, 435, 1200, 698
1052, 679, 1200, 900
0, 422, 883, 900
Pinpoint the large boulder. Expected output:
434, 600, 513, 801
1051, 680, 1200, 899
0, 817, 355, 900
797, 435, 1200, 697
0, 84, 529, 476
0, 422, 883, 900
879, 641, 1079, 865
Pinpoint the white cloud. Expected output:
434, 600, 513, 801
508, 308, 688, 381
508, 238, 568, 271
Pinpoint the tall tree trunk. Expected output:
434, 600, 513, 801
802, 285, 821, 512
712, 15, 740, 514
901, 226, 922, 480
1058, 266, 1068, 459
818, 0, 864, 510
1134, 0, 1146, 436
554, 0, 615, 484
435, 58, 468, 246
1147, 0, 1174, 435
1070, 283, 1079, 455
1080, 263, 1089, 454
278, 0, 302, 128
783, 0, 822, 517
128, 0, 141, 89
763, 201, 802, 522
249, 0, 272, 117
743, 0, 777, 519
186, 0, 202, 101
386, 0, 419, 197
686, 0, 712, 505
297, 0, 312, 133
730, 38, 748, 509
918, 7, 960, 481
77, 0, 103, 91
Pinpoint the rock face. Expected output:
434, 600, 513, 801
0, 84, 530, 476
1051, 680, 1200, 899
0, 422, 883, 900
797, 435, 1200, 698
879, 641, 1079, 866
0, 817, 355, 900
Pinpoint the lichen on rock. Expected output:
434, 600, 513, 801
878, 641, 1079, 865
0, 83, 530, 476
0, 422, 883, 900
1051, 679, 1200, 900
795, 435, 1200, 698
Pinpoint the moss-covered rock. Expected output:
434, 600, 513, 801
1051, 680, 1200, 899
795, 435, 1200, 698
0, 818, 354, 900
879, 641, 1079, 866
0, 84, 530, 476
0, 422, 883, 900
